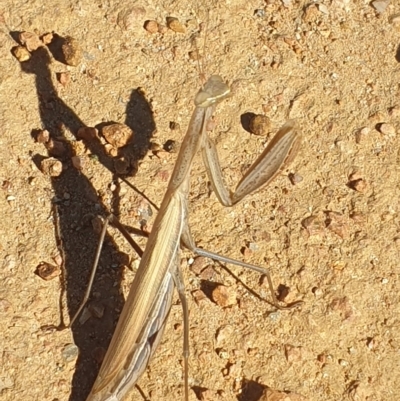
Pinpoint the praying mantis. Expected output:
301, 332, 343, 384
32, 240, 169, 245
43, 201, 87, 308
70, 74, 302, 400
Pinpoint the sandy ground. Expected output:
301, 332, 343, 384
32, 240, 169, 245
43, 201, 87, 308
1, 1, 400, 400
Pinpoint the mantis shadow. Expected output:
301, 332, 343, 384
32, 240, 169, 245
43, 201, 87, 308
16, 38, 155, 401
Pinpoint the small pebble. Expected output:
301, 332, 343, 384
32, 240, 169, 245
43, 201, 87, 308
288, 173, 303, 185
53, 254, 63, 266
41, 32, 53, 45
350, 211, 364, 222
249, 114, 271, 136
389, 105, 400, 117
326, 211, 348, 239
71, 156, 85, 170
79, 307, 92, 325
89, 303, 105, 319
391, 13, 400, 24
57, 72, 70, 87
189, 256, 208, 275
12, 46, 31, 62
355, 127, 370, 143
192, 289, 207, 304
378, 123, 395, 135
144, 20, 159, 34
166, 17, 186, 33
372, 0, 390, 14
45, 139, 67, 157
0, 298, 12, 314
211, 284, 237, 307
19, 31, 43, 52
215, 324, 234, 347
104, 143, 118, 157
285, 345, 302, 362
259, 389, 307, 401
188, 50, 201, 61
117, 6, 146, 31
114, 158, 130, 175
62, 36, 82, 66
169, 121, 180, 130
318, 3, 329, 14
199, 266, 216, 281
102, 123, 134, 148
348, 178, 368, 193
77, 126, 98, 141
303, 4, 319, 23
36, 262, 61, 280
163, 139, 178, 153
62, 344, 79, 362
36, 129, 50, 144
91, 216, 104, 235
40, 158, 63, 176
91, 347, 106, 364
302, 215, 325, 237
366, 337, 375, 350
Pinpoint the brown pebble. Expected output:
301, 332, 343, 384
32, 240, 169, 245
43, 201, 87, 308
53, 253, 63, 266
378, 123, 395, 135
77, 126, 98, 141
144, 20, 159, 34
166, 17, 186, 33
88, 303, 105, 319
199, 266, 217, 281
330, 296, 354, 320
114, 158, 130, 175
211, 284, 237, 307
249, 114, 271, 136
40, 157, 63, 176
169, 121, 180, 131
325, 211, 348, 239
57, 72, 70, 87
62, 36, 82, 66
102, 123, 134, 148
19, 31, 43, 52
71, 156, 85, 170
79, 307, 92, 325
163, 139, 178, 153
285, 344, 302, 362
91, 347, 106, 364
389, 105, 400, 117
192, 289, 207, 305
259, 388, 307, 401
348, 178, 368, 193
12, 46, 31, 62
91, 216, 103, 235
301, 215, 325, 237
350, 211, 364, 223
303, 4, 319, 23
0, 298, 12, 314
45, 139, 67, 157
117, 6, 146, 31
215, 324, 234, 347
349, 171, 362, 181
104, 143, 118, 157
355, 127, 370, 143
288, 173, 303, 185
36, 262, 61, 281
189, 50, 201, 61
41, 32, 53, 45
36, 129, 50, 144
189, 256, 208, 275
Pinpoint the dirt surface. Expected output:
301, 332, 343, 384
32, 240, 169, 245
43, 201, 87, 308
1, 1, 399, 401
